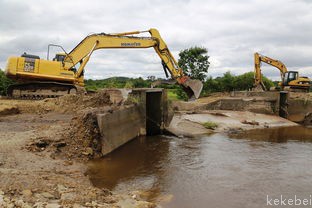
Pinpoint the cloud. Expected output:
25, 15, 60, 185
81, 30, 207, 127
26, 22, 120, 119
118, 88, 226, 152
0, 0, 312, 81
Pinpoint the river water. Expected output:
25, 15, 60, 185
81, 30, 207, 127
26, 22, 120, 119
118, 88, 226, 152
87, 126, 312, 208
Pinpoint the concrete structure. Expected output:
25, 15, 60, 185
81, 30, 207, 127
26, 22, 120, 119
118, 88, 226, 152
288, 95, 312, 123
205, 97, 278, 115
131, 88, 171, 135
230, 90, 279, 98
97, 106, 145, 155
279, 91, 289, 118
166, 110, 298, 137
96, 88, 169, 155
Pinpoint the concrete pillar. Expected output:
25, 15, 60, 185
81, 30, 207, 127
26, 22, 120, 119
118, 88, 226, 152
279, 91, 289, 118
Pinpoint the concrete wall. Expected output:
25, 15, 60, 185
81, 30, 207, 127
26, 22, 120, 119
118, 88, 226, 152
217, 91, 312, 123
96, 88, 169, 155
205, 98, 277, 115
97, 106, 145, 155
288, 99, 312, 122
231, 91, 279, 98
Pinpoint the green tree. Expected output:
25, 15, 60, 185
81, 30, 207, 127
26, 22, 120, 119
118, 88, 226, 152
202, 71, 274, 94
203, 76, 221, 93
124, 80, 134, 88
262, 76, 275, 90
234, 72, 255, 90
178, 46, 210, 81
0, 69, 15, 96
132, 77, 149, 88
218, 71, 236, 91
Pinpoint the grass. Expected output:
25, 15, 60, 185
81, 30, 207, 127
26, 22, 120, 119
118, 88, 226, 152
202, 121, 218, 130
167, 89, 180, 101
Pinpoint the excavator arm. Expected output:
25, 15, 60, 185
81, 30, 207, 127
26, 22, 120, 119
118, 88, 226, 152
63, 28, 203, 99
254, 52, 288, 91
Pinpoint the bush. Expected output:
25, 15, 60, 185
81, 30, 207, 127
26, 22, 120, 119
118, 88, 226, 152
0, 69, 15, 96
176, 87, 188, 101
202, 71, 274, 95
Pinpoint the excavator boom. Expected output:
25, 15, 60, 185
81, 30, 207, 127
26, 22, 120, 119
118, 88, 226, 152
63, 28, 202, 99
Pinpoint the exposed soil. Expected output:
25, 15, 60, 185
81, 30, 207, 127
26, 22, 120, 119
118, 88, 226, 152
0, 91, 155, 208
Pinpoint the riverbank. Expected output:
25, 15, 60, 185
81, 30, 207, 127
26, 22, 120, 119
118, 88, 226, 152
0, 93, 156, 207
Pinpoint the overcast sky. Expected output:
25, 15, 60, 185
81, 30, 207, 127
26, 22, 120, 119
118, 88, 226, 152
0, 0, 312, 81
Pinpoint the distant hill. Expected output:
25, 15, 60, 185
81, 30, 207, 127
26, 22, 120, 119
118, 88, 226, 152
85, 76, 151, 91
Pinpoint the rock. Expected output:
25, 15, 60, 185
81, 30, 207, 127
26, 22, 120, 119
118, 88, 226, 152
14, 199, 25, 207
85, 189, 97, 199
46, 203, 61, 208
136, 201, 157, 208
7, 204, 15, 208
21, 189, 33, 198
73, 204, 86, 208
64, 160, 73, 166
44, 108, 52, 112
0, 194, 3, 205
101, 188, 112, 196
41, 192, 55, 199
21, 204, 32, 208
35, 140, 50, 148
82, 147, 93, 156
60, 192, 75, 201
241, 119, 259, 125
55, 142, 67, 148
33, 202, 46, 208
57, 184, 67, 193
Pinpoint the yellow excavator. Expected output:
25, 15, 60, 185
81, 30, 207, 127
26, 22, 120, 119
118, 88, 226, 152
253, 52, 311, 92
5, 28, 203, 99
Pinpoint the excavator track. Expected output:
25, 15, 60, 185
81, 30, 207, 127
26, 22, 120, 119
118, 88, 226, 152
283, 86, 310, 93
7, 82, 78, 99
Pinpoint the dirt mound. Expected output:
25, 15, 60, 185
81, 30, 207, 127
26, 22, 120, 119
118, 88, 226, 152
1, 90, 130, 161
0, 105, 19, 116
0, 90, 113, 115
41, 90, 113, 113
59, 110, 103, 160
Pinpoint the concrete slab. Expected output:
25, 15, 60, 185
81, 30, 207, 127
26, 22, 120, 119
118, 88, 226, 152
166, 110, 298, 137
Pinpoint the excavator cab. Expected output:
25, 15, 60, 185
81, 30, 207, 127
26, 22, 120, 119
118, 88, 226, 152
282, 71, 298, 86
53, 53, 66, 62
280, 71, 311, 91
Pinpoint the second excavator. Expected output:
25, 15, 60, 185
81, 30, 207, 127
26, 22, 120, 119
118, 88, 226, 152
5, 28, 203, 99
253, 52, 311, 92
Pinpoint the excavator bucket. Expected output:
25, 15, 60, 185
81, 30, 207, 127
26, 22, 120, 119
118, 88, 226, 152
181, 78, 203, 100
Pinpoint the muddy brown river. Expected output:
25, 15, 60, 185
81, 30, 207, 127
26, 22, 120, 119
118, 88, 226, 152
87, 126, 312, 208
